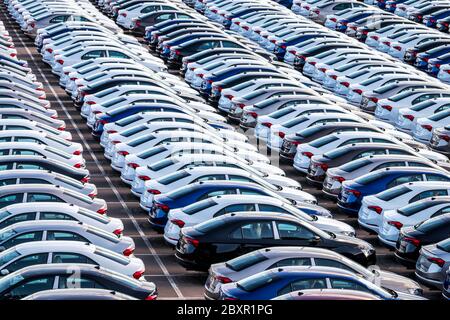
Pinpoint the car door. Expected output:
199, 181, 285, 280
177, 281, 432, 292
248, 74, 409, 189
0, 275, 56, 300
26, 193, 64, 203
0, 193, 24, 209
386, 174, 424, 189
81, 50, 107, 60
409, 189, 448, 203
328, 277, 375, 294
0, 231, 44, 250
0, 211, 37, 229
228, 221, 275, 256
274, 221, 320, 247
277, 276, 328, 296
1, 253, 49, 274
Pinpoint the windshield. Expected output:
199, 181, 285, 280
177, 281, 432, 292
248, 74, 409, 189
340, 159, 372, 173
0, 248, 20, 265
377, 185, 411, 201
237, 270, 279, 292
158, 170, 190, 185
226, 250, 268, 272
183, 198, 217, 215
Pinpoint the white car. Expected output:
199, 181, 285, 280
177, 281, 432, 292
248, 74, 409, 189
0, 184, 107, 214
109, 130, 257, 170
0, 220, 134, 256
0, 202, 123, 235
116, 2, 179, 29
164, 194, 354, 245
365, 24, 429, 48
254, 103, 347, 141
375, 89, 450, 124
396, 98, 450, 133
138, 167, 302, 206
378, 196, 450, 247
0, 108, 65, 131
133, 154, 284, 184
0, 88, 49, 108
387, 34, 447, 59
0, 97, 57, 118
413, 109, 450, 144
0, 118, 71, 140
268, 112, 363, 151
358, 181, 450, 232
0, 170, 96, 197
0, 241, 145, 278
294, 131, 412, 174
0, 142, 84, 168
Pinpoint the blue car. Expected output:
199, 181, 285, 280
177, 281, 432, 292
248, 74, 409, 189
424, 9, 450, 28
274, 34, 338, 60
159, 33, 225, 58
92, 103, 189, 136
200, 65, 277, 96
428, 52, 450, 75
336, 12, 378, 32
149, 180, 324, 229
415, 45, 450, 70
219, 267, 415, 300
337, 167, 450, 214
222, 7, 275, 29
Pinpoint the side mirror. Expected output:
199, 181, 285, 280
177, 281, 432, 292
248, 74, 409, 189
0, 269, 9, 276
309, 236, 321, 244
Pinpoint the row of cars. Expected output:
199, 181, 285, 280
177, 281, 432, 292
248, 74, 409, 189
296, 0, 450, 82
92, 0, 449, 299
0, 1, 165, 300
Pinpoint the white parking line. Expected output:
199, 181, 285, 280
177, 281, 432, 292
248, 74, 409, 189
2, 14, 184, 298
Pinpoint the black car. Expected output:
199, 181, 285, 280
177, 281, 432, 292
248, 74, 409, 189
0, 155, 90, 182
307, 143, 418, 185
130, 10, 196, 34
279, 122, 383, 163
395, 213, 450, 266
0, 264, 157, 300
149, 22, 214, 49
175, 212, 376, 270
23, 288, 137, 300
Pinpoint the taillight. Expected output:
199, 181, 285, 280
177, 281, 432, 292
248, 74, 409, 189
369, 97, 379, 103
145, 294, 157, 300
224, 94, 234, 99
133, 269, 144, 279
138, 175, 151, 181
46, 48, 53, 53
113, 228, 123, 236
247, 111, 258, 119
368, 206, 382, 214
216, 276, 232, 284
86, 101, 96, 105
381, 105, 392, 111
438, 134, 450, 142
428, 257, 445, 268
74, 163, 83, 168
403, 114, 415, 121
185, 237, 199, 247
73, 150, 81, 155
58, 125, 65, 131
404, 236, 420, 247
81, 177, 90, 183
302, 151, 314, 158
135, 20, 141, 27
147, 189, 161, 195
88, 192, 96, 199
107, 130, 117, 134
118, 151, 129, 156
421, 124, 433, 132
156, 203, 170, 213
353, 89, 363, 95
170, 219, 185, 228
388, 221, 403, 230
393, 46, 402, 51
341, 81, 350, 87
56, 59, 64, 65
123, 246, 135, 256
348, 189, 361, 197
330, 75, 337, 80
97, 207, 107, 215
319, 163, 328, 171
370, 35, 379, 40
331, 176, 345, 183
127, 163, 139, 169
121, 12, 127, 17
261, 122, 272, 128
277, 131, 285, 139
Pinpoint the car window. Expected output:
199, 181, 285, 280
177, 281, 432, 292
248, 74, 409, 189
0, 179, 16, 187
426, 174, 450, 182
387, 175, 423, 189
58, 275, 104, 289
50, 16, 68, 23
269, 258, 311, 269
228, 175, 253, 183
0, 194, 23, 209
410, 190, 448, 203
108, 51, 129, 59
52, 253, 96, 264
5, 276, 55, 299
12, 149, 40, 156
354, 150, 387, 159
81, 50, 107, 60
20, 178, 51, 185
278, 278, 327, 296
276, 222, 315, 240
230, 222, 274, 240
214, 204, 256, 217
16, 163, 45, 170
329, 278, 372, 293
46, 231, 88, 242
258, 204, 289, 214
197, 189, 237, 201
314, 258, 356, 273
2, 231, 43, 249
4, 253, 48, 273
339, 138, 371, 147
40, 212, 76, 221
0, 213, 36, 229
26, 193, 64, 203
373, 161, 406, 171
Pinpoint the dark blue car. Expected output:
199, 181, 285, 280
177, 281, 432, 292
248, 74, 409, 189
336, 12, 377, 32
425, 9, 450, 28
200, 65, 277, 96
92, 103, 188, 136
415, 45, 450, 70
144, 19, 196, 41
219, 267, 399, 300
159, 33, 225, 58
274, 34, 338, 60
428, 53, 450, 75
337, 167, 450, 214
150, 181, 328, 230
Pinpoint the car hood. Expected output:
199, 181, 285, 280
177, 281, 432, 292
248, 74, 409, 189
377, 270, 423, 295
314, 216, 355, 236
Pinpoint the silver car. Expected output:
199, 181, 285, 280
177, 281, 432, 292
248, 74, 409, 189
204, 246, 423, 299
415, 238, 450, 288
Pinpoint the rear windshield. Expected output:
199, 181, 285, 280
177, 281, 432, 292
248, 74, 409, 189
184, 198, 217, 215
437, 238, 450, 252
158, 170, 190, 185
376, 185, 411, 201
237, 271, 279, 292
309, 135, 338, 148
194, 216, 224, 233
166, 185, 195, 200
148, 158, 176, 171
225, 250, 268, 272
138, 146, 166, 159
323, 147, 348, 160
340, 159, 372, 173
355, 171, 386, 185
398, 201, 440, 217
